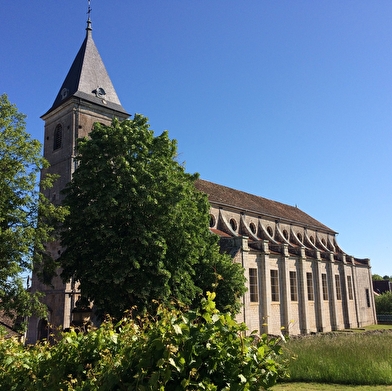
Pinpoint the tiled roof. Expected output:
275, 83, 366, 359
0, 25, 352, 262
0, 311, 20, 338
195, 179, 335, 233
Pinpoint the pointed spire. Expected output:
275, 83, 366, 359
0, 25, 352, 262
43, 3, 128, 118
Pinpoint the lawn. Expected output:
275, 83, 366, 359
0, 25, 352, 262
270, 325, 392, 390
272, 383, 392, 390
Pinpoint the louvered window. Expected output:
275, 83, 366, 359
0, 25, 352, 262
53, 124, 62, 150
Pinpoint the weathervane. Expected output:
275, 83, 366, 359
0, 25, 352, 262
87, 0, 92, 19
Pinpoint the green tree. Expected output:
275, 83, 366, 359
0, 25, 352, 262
0, 94, 67, 330
372, 274, 384, 281
60, 115, 246, 319
375, 291, 392, 314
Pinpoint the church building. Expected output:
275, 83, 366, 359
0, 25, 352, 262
27, 17, 376, 343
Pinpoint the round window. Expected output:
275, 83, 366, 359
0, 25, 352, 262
230, 218, 237, 231
250, 222, 256, 234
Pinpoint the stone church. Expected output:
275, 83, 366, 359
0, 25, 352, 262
27, 18, 376, 343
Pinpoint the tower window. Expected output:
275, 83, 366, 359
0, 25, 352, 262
53, 124, 63, 150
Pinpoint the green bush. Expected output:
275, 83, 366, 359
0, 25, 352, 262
375, 291, 392, 314
0, 293, 287, 390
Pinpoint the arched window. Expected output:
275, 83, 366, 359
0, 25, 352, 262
37, 319, 48, 341
53, 124, 63, 150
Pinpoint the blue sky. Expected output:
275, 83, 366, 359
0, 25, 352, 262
1, 1, 391, 276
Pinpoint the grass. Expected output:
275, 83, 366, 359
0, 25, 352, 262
270, 325, 392, 390
271, 383, 392, 390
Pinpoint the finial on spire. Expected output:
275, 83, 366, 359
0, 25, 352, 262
86, 0, 92, 31
87, 0, 92, 19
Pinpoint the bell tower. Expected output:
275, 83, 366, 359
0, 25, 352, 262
27, 13, 129, 343
41, 16, 129, 205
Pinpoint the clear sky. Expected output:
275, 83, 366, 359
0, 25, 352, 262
1, 1, 391, 276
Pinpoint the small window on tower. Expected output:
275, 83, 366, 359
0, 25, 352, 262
53, 124, 63, 150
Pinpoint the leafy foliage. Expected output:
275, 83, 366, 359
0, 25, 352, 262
375, 291, 392, 314
0, 94, 67, 329
59, 115, 246, 319
0, 293, 287, 390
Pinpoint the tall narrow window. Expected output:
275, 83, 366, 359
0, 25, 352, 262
53, 124, 62, 150
347, 276, 354, 300
365, 288, 371, 307
249, 268, 258, 303
306, 272, 314, 301
270, 270, 279, 302
335, 275, 342, 300
290, 271, 298, 301
322, 273, 329, 300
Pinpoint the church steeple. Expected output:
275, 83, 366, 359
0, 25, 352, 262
27, 9, 130, 344
43, 13, 128, 118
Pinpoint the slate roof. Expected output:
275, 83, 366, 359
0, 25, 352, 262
43, 19, 129, 118
195, 179, 335, 233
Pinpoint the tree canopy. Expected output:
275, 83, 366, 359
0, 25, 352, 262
375, 291, 392, 314
0, 94, 66, 329
59, 115, 246, 319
